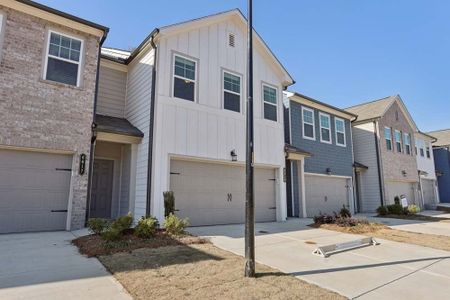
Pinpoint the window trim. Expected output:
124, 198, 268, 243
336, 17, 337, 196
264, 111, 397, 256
335, 117, 346, 147
404, 133, 411, 155
222, 69, 242, 113
426, 143, 431, 159
0, 12, 6, 62
301, 106, 316, 141
319, 112, 332, 144
395, 130, 403, 153
172, 52, 198, 102
385, 127, 393, 151
262, 83, 278, 122
43, 29, 84, 87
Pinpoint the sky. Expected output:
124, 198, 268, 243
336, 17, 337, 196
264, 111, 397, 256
36, 0, 450, 132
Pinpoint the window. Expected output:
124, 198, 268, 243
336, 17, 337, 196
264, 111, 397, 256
385, 127, 393, 151
395, 130, 402, 153
45, 31, 83, 86
404, 133, 411, 155
173, 55, 196, 101
420, 141, 425, 157
263, 85, 277, 121
302, 107, 315, 140
0, 13, 4, 60
319, 113, 331, 143
426, 143, 431, 158
223, 71, 241, 113
335, 118, 346, 146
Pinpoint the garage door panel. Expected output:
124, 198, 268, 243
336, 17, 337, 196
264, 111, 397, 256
422, 179, 436, 205
305, 175, 349, 217
386, 181, 415, 205
0, 149, 72, 233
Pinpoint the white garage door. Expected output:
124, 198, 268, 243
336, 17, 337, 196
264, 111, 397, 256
304, 175, 349, 217
0, 149, 72, 233
386, 181, 415, 205
421, 179, 436, 205
170, 160, 276, 226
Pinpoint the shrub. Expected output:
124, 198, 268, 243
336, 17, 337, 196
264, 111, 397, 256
163, 213, 189, 235
313, 213, 335, 225
163, 191, 175, 217
101, 213, 133, 242
386, 204, 405, 215
376, 205, 388, 216
134, 216, 159, 238
87, 218, 109, 235
407, 204, 420, 215
102, 227, 122, 241
339, 205, 352, 218
335, 217, 369, 227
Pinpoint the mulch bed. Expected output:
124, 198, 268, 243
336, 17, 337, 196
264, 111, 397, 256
73, 229, 208, 257
376, 214, 450, 223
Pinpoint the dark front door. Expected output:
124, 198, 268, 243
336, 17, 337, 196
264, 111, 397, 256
91, 159, 114, 218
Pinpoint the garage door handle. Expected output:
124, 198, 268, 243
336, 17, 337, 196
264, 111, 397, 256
55, 168, 72, 172
51, 209, 68, 212
269, 207, 276, 210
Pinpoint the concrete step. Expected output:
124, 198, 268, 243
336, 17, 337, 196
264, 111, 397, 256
436, 203, 450, 213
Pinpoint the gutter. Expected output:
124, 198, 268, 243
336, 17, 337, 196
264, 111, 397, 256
85, 31, 109, 226
373, 121, 385, 206
146, 29, 160, 217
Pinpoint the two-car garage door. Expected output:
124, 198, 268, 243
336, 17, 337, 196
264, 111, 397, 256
170, 160, 277, 226
0, 149, 72, 234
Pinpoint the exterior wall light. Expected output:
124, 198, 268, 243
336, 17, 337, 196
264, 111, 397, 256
230, 149, 237, 161
402, 170, 407, 177
326, 168, 331, 175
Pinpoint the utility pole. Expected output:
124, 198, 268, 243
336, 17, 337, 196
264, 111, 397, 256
245, 0, 255, 278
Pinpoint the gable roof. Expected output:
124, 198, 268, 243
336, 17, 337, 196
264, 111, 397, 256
345, 95, 418, 130
100, 9, 294, 86
427, 129, 450, 147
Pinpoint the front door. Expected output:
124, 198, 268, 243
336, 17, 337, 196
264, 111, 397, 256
91, 159, 114, 218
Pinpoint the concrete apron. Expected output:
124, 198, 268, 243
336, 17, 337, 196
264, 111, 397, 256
189, 219, 450, 300
0, 231, 131, 300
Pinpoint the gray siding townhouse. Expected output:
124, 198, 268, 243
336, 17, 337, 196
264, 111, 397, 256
0, 0, 108, 233
428, 129, 450, 204
346, 95, 421, 212
284, 92, 357, 217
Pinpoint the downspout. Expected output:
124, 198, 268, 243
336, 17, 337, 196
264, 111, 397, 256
85, 30, 109, 226
373, 120, 385, 206
146, 30, 160, 217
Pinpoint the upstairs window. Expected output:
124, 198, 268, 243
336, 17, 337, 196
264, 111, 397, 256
45, 31, 83, 86
426, 143, 431, 158
319, 112, 331, 143
419, 140, 425, 157
302, 107, 315, 140
335, 118, 346, 147
385, 127, 393, 151
395, 130, 402, 153
263, 85, 277, 121
223, 71, 241, 113
404, 133, 411, 155
173, 55, 196, 101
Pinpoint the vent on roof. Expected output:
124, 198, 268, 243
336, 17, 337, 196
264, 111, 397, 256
228, 33, 235, 47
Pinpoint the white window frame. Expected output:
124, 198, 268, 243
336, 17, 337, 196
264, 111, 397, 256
395, 130, 402, 153
425, 143, 431, 159
385, 127, 393, 151
43, 29, 84, 87
302, 106, 316, 141
335, 117, 346, 147
222, 70, 242, 113
319, 112, 332, 144
262, 83, 278, 122
404, 133, 411, 155
0, 12, 5, 61
172, 53, 198, 102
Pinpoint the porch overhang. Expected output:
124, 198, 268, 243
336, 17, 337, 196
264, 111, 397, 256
285, 144, 311, 161
94, 114, 144, 144
353, 161, 369, 172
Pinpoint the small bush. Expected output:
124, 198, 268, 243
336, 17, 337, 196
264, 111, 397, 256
376, 205, 388, 216
407, 204, 420, 215
386, 204, 405, 215
134, 216, 159, 238
87, 218, 109, 235
164, 213, 189, 235
102, 227, 122, 241
163, 191, 175, 217
313, 213, 335, 225
101, 213, 133, 242
335, 217, 369, 227
339, 205, 352, 218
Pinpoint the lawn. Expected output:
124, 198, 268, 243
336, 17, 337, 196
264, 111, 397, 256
74, 233, 345, 300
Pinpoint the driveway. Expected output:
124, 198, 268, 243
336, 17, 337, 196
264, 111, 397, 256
0, 231, 131, 300
189, 219, 450, 299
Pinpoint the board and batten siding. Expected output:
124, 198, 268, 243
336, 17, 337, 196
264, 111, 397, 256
125, 48, 154, 219
97, 66, 127, 118
352, 122, 382, 212
150, 18, 287, 221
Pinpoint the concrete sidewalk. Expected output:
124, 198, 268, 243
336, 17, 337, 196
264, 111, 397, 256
189, 220, 450, 299
0, 231, 131, 300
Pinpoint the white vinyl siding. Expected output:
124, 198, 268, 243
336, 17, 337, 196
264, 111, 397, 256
302, 107, 315, 140
335, 117, 346, 147
97, 66, 127, 118
385, 127, 392, 151
319, 112, 331, 144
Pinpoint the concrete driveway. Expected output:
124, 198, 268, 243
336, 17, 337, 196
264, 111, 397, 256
0, 231, 130, 300
189, 219, 450, 299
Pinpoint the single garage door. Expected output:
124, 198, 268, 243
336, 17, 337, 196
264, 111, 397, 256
386, 181, 416, 205
304, 175, 349, 217
170, 160, 276, 226
421, 179, 436, 205
0, 149, 72, 233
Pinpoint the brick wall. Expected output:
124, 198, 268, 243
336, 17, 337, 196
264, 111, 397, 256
0, 7, 99, 229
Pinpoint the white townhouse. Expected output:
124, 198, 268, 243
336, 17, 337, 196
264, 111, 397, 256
95, 9, 294, 226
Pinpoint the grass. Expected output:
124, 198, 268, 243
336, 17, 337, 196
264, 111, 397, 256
98, 243, 345, 300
